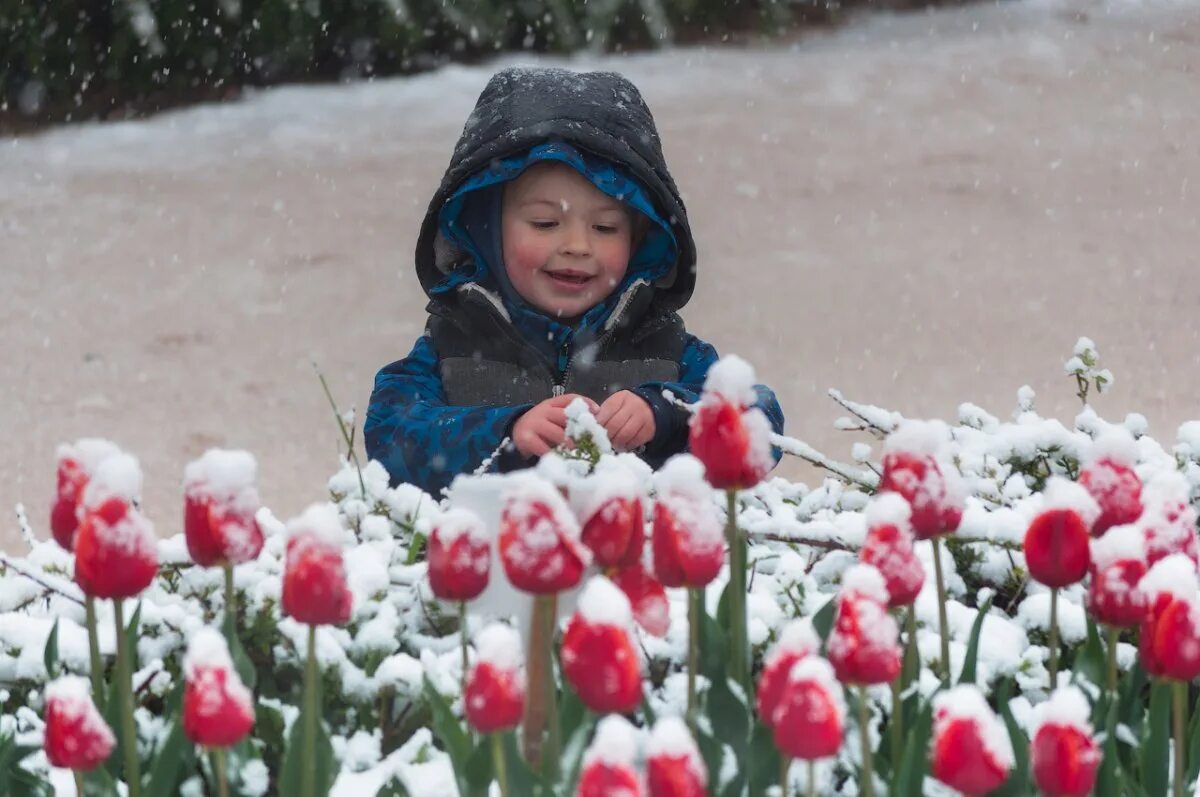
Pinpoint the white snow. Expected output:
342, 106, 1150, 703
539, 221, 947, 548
79, 452, 143, 509
583, 715, 640, 768
769, 618, 820, 659
786, 656, 845, 716
577, 576, 634, 628
1139, 554, 1200, 603
183, 627, 236, 677
864, 493, 913, 530
884, 419, 953, 459
577, 457, 643, 524
1088, 428, 1139, 467
648, 716, 706, 780
933, 685, 1015, 769
473, 623, 523, 672
654, 455, 722, 546
183, 449, 260, 508
1040, 476, 1102, 528
1029, 686, 1093, 737
1090, 524, 1146, 571
55, 439, 122, 479
840, 564, 890, 605
701, 355, 757, 407
286, 503, 348, 549
432, 508, 489, 545
564, 398, 614, 455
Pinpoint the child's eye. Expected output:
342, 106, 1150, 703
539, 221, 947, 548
594, 224, 619, 234
530, 220, 558, 230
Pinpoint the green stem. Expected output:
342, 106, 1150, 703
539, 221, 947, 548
543, 595, 561, 782
726, 489, 749, 692
113, 600, 140, 797
1049, 587, 1059, 689
491, 733, 509, 797
688, 588, 700, 732
857, 686, 875, 797
85, 596, 104, 708
73, 770, 84, 797
212, 746, 230, 797
930, 537, 951, 682
807, 760, 815, 797
224, 564, 236, 632
303, 625, 318, 797
1174, 680, 1187, 797
780, 755, 790, 797
459, 601, 469, 698
891, 676, 902, 769
1106, 625, 1120, 695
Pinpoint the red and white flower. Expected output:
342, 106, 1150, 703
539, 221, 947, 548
498, 475, 590, 595
756, 619, 820, 729
183, 449, 264, 568
464, 623, 524, 733
561, 577, 643, 715
1140, 472, 1200, 569
826, 565, 902, 686
878, 421, 965, 539
611, 562, 670, 638
1087, 524, 1148, 628
1079, 429, 1143, 536
427, 508, 491, 602
930, 685, 1014, 796
687, 355, 774, 491
578, 715, 643, 797
1138, 554, 1200, 681
859, 494, 925, 608
50, 438, 121, 551
282, 503, 353, 626
1023, 478, 1099, 589
578, 460, 645, 570
646, 717, 708, 797
651, 456, 724, 589
771, 657, 846, 761
43, 676, 115, 771
182, 628, 255, 748
73, 454, 158, 600
1029, 687, 1101, 797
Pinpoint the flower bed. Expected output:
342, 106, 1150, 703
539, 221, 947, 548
2, 338, 1200, 796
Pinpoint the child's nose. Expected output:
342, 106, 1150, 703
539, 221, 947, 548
560, 219, 592, 257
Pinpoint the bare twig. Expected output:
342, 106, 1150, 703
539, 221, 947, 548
312, 361, 367, 500
0, 554, 85, 606
747, 531, 852, 551
770, 432, 879, 490
827, 389, 901, 439
14, 504, 36, 549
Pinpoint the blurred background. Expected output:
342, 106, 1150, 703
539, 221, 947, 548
2, 0, 1199, 548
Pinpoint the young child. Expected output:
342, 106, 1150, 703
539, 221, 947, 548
365, 66, 784, 495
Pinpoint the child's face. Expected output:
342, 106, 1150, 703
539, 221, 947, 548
501, 162, 634, 319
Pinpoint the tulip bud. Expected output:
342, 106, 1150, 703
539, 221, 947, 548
43, 676, 115, 771
688, 356, 774, 491
498, 475, 590, 595
651, 456, 724, 589
183, 449, 264, 568
73, 455, 157, 600
51, 439, 121, 551
1138, 554, 1200, 681
756, 619, 820, 730
1087, 524, 1148, 627
182, 628, 255, 748
1079, 430, 1143, 536
930, 686, 1014, 796
611, 562, 670, 638
578, 716, 643, 797
878, 421, 964, 539
646, 717, 707, 797
771, 657, 845, 761
282, 504, 353, 626
561, 577, 643, 715
464, 623, 524, 733
427, 508, 491, 602
827, 565, 902, 686
1141, 472, 1200, 569
859, 494, 925, 608
1023, 479, 1099, 589
579, 461, 645, 569
1029, 687, 1101, 797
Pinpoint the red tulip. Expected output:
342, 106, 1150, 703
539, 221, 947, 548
561, 577, 643, 714
827, 565, 902, 686
1087, 525, 1148, 627
611, 562, 670, 637
651, 457, 724, 588
1030, 687, 1101, 797
879, 422, 964, 539
74, 496, 158, 601
43, 676, 115, 771
859, 494, 925, 608
1079, 434, 1143, 536
931, 686, 1014, 796
427, 508, 491, 602
687, 355, 773, 491
579, 716, 643, 797
282, 504, 353, 626
579, 463, 645, 569
51, 439, 121, 551
1138, 554, 1200, 681
182, 628, 255, 748
756, 619, 820, 729
1141, 472, 1200, 569
183, 449, 264, 567
1024, 512, 1091, 588
771, 657, 845, 760
464, 623, 524, 733
646, 717, 708, 797
498, 477, 589, 594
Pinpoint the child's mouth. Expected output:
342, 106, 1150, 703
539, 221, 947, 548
544, 270, 594, 290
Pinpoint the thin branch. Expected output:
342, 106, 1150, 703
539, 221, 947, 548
827, 389, 901, 439
14, 504, 36, 549
312, 360, 367, 500
770, 432, 879, 490
0, 554, 85, 606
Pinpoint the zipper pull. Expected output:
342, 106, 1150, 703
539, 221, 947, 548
552, 384, 565, 397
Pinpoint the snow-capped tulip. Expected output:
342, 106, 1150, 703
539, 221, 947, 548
73, 455, 157, 600
859, 494, 925, 608
611, 562, 670, 637
1023, 478, 1099, 589
464, 624, 524, 733
687, 356, 774, 491
930, 686, 1014, 796
1029, 687, 1101, 797
51, 439, 121, 551
561, 578, 642, 714
579, 461, 645, 569
498, 476, 589, 594
43, 676, 115, 771
182, 628, 255, 748
578, 716, 643, 797
1138, 555, 1200, 681
651, 456, 724, 589
1087, 525, 1148, 627
756, 619, 820, 729
183, 449, 264, 567
1079, 431, 1143, 536
646, 717, 708, 797
826, 565, 902, 686
282, 504, 353, 626
427, 508, 490, 602
878, 421, 964, 539
1141, 472, 1200, 569
771, 657, 845, 761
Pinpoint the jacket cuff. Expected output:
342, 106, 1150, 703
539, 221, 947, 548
632, 386, 687, 456
493, 404, 537, 473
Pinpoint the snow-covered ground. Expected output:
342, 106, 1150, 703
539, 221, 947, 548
2, 0, 1198, 549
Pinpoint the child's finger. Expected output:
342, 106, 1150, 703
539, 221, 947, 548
537, 419, 567, 447
608, 407, 640, 449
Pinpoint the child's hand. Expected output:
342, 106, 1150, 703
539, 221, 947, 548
513, 394, 599, 458
596, 391, 656, 452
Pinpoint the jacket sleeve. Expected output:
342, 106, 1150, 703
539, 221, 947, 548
364, 336, 533, 496
631, 334, 786, 465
